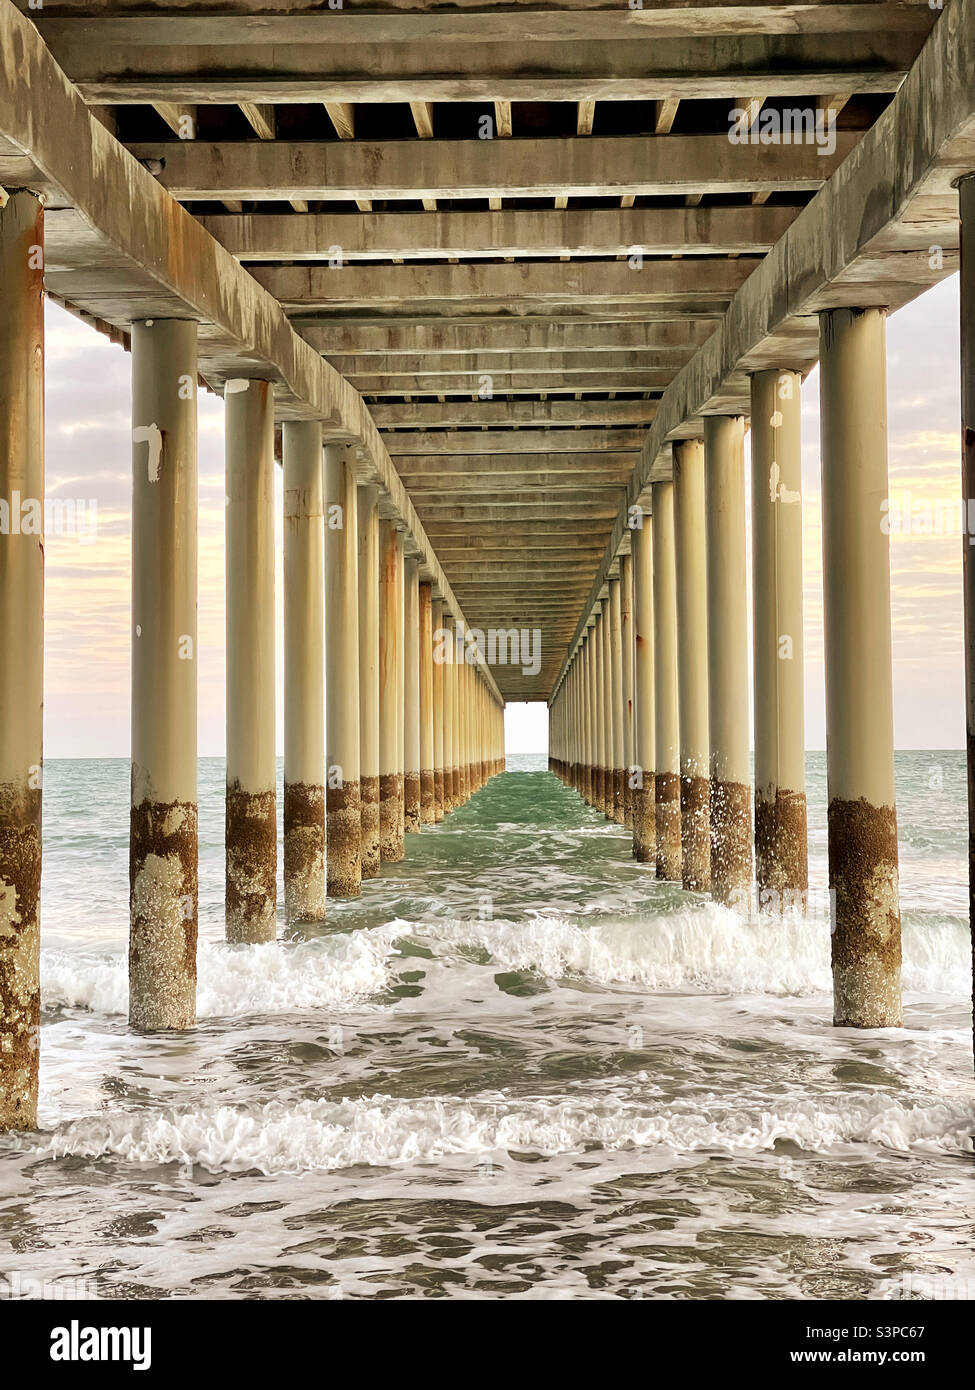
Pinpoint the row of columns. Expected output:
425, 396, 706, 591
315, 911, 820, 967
551, 304, 911, 1033
0, 191, 505, 1131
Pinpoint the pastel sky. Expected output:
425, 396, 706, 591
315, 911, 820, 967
43, 273, 963, 758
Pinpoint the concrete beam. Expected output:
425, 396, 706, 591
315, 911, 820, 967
32, 6, 935, 44
56, 29, 925, 103
332, 351, 695, 377
372, 399, 658, 428
251, 259, 756, 311
302, 321, 715, 356
202, 205, 799, 261
387, 429, 646, 456
126, 135, 856, 202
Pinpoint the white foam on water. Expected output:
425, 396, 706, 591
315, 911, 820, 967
30, 1087, 975, 1175
40, 924, 407, 1018
410, 903, 970, 999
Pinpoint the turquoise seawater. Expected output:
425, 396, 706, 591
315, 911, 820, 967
0, 751, 972, 1300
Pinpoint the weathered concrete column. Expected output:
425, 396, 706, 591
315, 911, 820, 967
419, 582, 436, 823
704, 415, 752, 906
432, 596, 446, 819
673, 438, 711, 892
225, 380, 276, 944
820, 307, 901, 1027
379, 519, 405, 858
603, 604, 616, 818
357, 485, 381, 878
404, 557, 422, 831
593, 605, 607, 814
324, 443, 361, 897
282, 420, 326, 923
130, 318, 198, 1030
443, 626, 456, 811
620, 554, 635, 829
632, 517, 656, 864
0, 192, 44, 1129
751, 369, 808, 908
652, 481, 681, 881
451, 645, 463, 808
608, 577, 625, 823
588, 618, 601, 809
961, 174, 975, 1067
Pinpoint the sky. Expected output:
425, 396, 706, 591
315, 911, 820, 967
42, 272, 963, 758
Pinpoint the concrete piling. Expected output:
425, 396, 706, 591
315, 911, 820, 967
379, 519, 405, 860
652, 482, 682, 881
404, 558, 422, 831
819, 306, 901, 1028
419, 582, 436, 823
357, 485, 381, 878
324, 442, 362, 897
609, 577, 625, 824
0, 191, 44, 1129
704, 415, 752, 906
282, 419, 326, 923
673, 438, 711, 892
620, 553, 635, 830
432, 596, 446, 819
129, 318, 199, 1030
225, 379, 276, 944
632, 517, 656, 865
593, 605, 607, 814
750, 369, 808, 909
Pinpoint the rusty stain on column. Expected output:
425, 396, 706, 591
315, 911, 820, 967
620, 553, 635, 830
820, 307, 901, 1028
432, 596, 446, 819
609, 576, 625, 824
593, 605, 607, 814
751, 369, 808, 909
404, 557, 422, 831
379, 518, 405, 859
282, 419, 326, 923
443, 621, 456, 811
0, 191, 43, 1130
632, 516, 656, 865
704, 415, 752, 906
673, 438, 711, 892
419, 581, 436, 823
324, 443, 361, 897
225, 378, 277, 944
357, 484, 381, 878
129, 318, 199, 1029
652, 481, 681, 881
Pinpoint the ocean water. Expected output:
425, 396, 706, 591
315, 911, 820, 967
1, 751, 973, 1301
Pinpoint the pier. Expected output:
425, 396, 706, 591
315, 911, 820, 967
1, 0, 974, 1131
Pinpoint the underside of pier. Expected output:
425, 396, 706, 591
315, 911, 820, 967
1, 0, 975, 1129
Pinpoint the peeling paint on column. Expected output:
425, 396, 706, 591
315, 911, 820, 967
655, 772, 682, 882
0, 783, 41, 1132
829, 797, 902, 1028
283, 780, 325, 922
709, 779, 751, 904
755, 787, 808, 907
632, 771, 656, 865
226, 785, 276, 943
129, 792, 197, 1031
680, 774, 711, 892
379, 773, 405, 861
360, 776, 381, 877
327, 779, 362, 898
